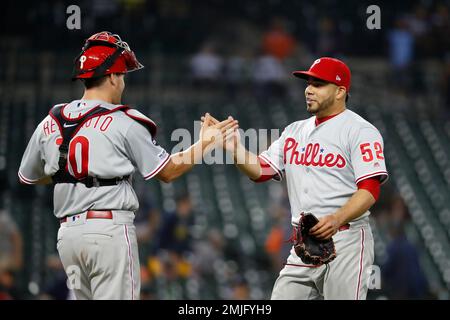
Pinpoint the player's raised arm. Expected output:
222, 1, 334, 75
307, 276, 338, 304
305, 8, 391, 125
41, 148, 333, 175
202, 115, 282, 182
223, 125, 263, 180
156, 114, 238, 183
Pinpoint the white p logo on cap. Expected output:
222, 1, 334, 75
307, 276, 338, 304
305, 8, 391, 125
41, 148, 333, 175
336, 75, 341, 81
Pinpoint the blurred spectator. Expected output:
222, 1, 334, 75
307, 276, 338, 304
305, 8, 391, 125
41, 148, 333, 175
252, 52, 287, 103
0, 209, 23, 272
192, 228, 226, 277
407, 5, 429, 39
190, 43, 224, 88
158, 194, 195, 254
262, 17, 297, 61
0, 209, 22, 299
431, 3, 450, 58
264, 203, 292, 273
265, 223, 284, 269
390, 194, 410, 223
224, 52, 250, 97
151, 250, 186, 299
0, 269, 15, 300
38, 255, 73, 300
407, 5, 432, 59
374, 193, 410, 238
387, 17, 415, 92
316, 17, 340, 56
382, 221, 430, 299
189, 228, 228, 299
135, 195, 162, 258
230, 276, 250, 300
140, 265, 157, 300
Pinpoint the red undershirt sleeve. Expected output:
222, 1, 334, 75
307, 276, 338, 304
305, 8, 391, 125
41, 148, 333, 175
252, 157, 278, 183
357, 176, 381, 201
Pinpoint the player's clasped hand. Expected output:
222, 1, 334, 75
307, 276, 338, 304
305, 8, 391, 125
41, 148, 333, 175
309, 214, 341, 240
200, 113, 239, 147
201, 114, 240, 152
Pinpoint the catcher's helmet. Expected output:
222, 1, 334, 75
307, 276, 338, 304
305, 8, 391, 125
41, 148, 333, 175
72, 31, 143, 80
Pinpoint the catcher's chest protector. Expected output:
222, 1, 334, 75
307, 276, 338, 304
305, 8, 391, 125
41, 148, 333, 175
48, 104, 156, 186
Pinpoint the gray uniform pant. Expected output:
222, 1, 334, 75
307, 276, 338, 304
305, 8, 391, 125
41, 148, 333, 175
56, 210, 140, 300
271, 223, 374, 300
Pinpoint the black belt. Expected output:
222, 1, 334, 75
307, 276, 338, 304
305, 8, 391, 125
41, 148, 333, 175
53, 174, 129, 188
83, 176, 129, 188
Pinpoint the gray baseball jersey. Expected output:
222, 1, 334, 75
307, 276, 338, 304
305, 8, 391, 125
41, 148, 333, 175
263, 109, 388, 300
260, 109, 388, 225
18, 99, 170, 218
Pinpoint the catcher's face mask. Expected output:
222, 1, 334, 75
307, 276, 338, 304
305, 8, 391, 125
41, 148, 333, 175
72, 31, 144, 80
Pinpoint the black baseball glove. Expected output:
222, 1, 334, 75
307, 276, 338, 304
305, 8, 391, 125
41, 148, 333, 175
293, 213, 337, 265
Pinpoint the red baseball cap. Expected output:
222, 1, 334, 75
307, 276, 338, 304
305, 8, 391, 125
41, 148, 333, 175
293, 57, 351, 92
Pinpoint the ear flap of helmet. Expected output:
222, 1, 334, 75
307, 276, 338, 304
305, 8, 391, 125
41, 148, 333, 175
123, 50, 144, 73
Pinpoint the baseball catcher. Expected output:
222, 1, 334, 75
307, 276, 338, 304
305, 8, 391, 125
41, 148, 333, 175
18, 31, 238, 300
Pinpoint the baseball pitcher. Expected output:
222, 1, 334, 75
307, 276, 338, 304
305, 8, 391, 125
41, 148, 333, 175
217, 57, 388, 299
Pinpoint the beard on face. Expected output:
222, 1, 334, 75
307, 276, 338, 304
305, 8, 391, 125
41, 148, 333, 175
306, 94, 335, 115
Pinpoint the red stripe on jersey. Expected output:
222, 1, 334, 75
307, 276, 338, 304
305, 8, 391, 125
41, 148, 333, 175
144, 154, 171, 180
355, 171, 388, 185
124, 225, 135, 300
356, 228, 365, 300
18, 172, 38, 184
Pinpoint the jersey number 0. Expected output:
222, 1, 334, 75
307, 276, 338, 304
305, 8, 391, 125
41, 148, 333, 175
68, 136, 89, 179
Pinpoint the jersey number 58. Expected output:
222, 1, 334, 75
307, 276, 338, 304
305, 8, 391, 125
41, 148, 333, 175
360, 142, 384, 162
